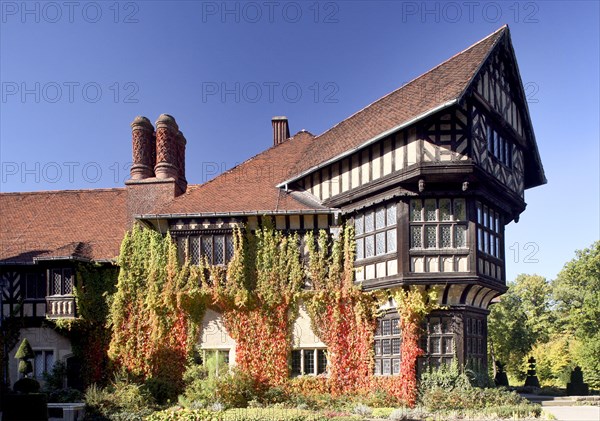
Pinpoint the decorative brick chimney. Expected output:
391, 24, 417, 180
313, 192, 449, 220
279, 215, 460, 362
272, 116, 290, 146
155, 114, 179, 180
130, 116, 155, 180
125, 114, 187, 227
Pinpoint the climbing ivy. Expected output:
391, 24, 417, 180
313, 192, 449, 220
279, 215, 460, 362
201, 220, 304, 386
304, 226, 382, 395
108, 225, 206, 391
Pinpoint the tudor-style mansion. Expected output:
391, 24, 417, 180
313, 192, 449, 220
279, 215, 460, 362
0, 26, 544, 388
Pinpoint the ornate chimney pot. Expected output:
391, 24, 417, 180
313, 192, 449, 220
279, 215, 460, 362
154, 114, 179, 180
130, 116, 155, 180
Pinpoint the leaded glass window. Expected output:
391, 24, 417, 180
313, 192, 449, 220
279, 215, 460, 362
409, 198, 468, 250
186, 234, 235, 266
49, 268, 74, 296
354, 202, 397, 261
374, 313, 402, 376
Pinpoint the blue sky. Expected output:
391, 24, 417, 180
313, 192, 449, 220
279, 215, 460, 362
1, 1, 598, 282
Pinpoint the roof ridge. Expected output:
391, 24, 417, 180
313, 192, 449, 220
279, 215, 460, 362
312, 25, 508, 142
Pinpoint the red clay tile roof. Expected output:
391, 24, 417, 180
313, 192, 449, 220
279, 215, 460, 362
152, 130, 330, 216
0, 189, 127, 264
278, 26, 507, 185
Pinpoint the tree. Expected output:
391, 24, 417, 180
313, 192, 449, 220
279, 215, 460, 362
488, 274, 553, 379
15, 338, 34, 378
552, 241, 600, 388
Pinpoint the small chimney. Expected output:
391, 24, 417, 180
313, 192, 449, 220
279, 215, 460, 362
130, 116, 155, 180
272, 116, 290, 146
154, 114, 179, 180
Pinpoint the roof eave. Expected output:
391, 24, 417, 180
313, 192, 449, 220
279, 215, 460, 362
136, 208, 339, 220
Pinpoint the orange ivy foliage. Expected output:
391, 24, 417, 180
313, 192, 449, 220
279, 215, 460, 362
201, 222, 303, 387
305, 226, 380, 395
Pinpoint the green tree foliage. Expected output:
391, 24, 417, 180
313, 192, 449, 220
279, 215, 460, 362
552, 241, 600, 388
490, 242, 600, 389
488, 274, 553, 379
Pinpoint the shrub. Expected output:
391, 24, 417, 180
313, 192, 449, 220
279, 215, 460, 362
147, 407, 224, 421
213, 369, 258, 408
47, 387, 84, 403
13, 377, 41, 394
420, 386, 532, 413
418, 359, 471, 393
84, 376, 155, 420
145, 377, 180, 405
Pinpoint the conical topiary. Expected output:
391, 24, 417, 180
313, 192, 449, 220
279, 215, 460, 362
15, 338, 34, 360
18, 360, 33, 376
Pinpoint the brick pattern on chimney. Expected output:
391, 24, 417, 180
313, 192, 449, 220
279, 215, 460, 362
155, 114, 179, 180
130, 116, 155, 180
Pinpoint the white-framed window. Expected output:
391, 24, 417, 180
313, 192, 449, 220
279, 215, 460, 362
355, 203, 397, 260
410, 198, 467, 250
291, 348, 327, 376
33, 350, 55, 379
200, 349, 230, 376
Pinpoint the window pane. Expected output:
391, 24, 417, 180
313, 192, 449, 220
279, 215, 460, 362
392, 358, 400, 375
63, 269, 73, 294
375, 340, 381, 356
374, 360, 381, 376
496, 238, 500, 258
201, 237, 213, 264
484, 232, 489, 254
454, 225, 467, 248
356, 238, 364, 260
442, 338, 453, 354
410, 226, 422, 249
365, 236, 375, 258
425, 199, 437, 221
177, 237, 187, 263
383, 359, 391, 375
439, 199, 451, 221
425, 226, 437, 249
392, 338, 401, 355
431, 338, 441, 354
440, 225, 452, 248
190, 237, 200, 265
365, 211, 374, 233
355, 215, 364, 236
45, 351, 55, 374
386, 204, 396, 227
391, 319, 400, 335
483, 206, 489, 228
376, 232, 385, 255
52, 270, 61, 296
454, 199, 466, 221
317, 350, 327, 374
226, 235, 235, 262
476, 202, 482, 224
490, 234, 496, 256
375, 208, 385, 230
387, 229, 397, 253
410, 200, 422, 222
34, 352, 44, 378
382, 320, 391, 336
214, 236, 225, 265
291, 351, 301, 375
304, 350, 315, 375
477, 228, 483, 251
495, 212, 500, 233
